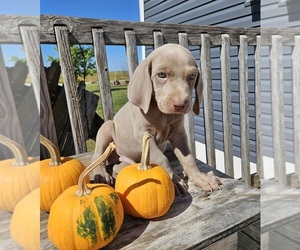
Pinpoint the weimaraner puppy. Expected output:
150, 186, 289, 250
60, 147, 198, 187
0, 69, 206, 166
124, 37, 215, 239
92, 43, 222, 193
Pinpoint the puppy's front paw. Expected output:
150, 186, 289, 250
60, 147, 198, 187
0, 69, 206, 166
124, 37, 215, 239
94, 173, 114, 186
93, 167, 114, 186
191, 171, 222, 192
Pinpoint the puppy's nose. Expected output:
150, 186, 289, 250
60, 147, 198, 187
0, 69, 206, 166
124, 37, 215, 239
172, 99, 187, 111
173, 104, 186, 111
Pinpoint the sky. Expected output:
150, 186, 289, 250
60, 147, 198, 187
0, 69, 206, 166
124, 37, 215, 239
0, 0, 142, 70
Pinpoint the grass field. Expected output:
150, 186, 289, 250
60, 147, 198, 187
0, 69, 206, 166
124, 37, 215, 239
85, 82, 128, 151
79, 71, 129, 83
85, 83, 128, 118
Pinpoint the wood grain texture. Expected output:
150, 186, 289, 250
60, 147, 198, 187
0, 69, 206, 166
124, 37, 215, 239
292, 36, 300, 182
0, 212, 22, 250
54, 26, 87, 154
3, 61, 39, 156
205, 233, 237, 250
239, 35, 251, 186
270, 35, 286, 185
0, 46, 25, 158
261, 179, 300, 233
39, 15, 300, 46
179, 32, 196, 158
254, 36, 263, 179
14, 85, 40, 156
1, 15, 298, 46
271, 218, 300, 247
268, 230, 300, 250
0, 15, 39, 43
39, 15, 261, 46
51, 86, 75, 155
40, 53, 58, 149
45, 61, 61, 98
238, 230, 260, 250
220, 34, 234, 177
92, 28, 114, 121
124, 30, 139, 78
19, 26, 40, 112
153, 31, 164, 49
201, 34, 216, 168
78, 82, 99, 139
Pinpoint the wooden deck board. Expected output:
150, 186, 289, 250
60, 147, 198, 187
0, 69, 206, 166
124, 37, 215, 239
0, 153, 259, 249
39, 150, 259, 249
103, 181, 258, 249
0, 212, 22, 250
274, 218, 300, 245
261, 179, 300, 249
261, 179, 300, 233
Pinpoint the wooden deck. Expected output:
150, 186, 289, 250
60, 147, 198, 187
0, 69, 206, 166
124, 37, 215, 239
47, 151, 258, 249
41, 153, 260, 249
261, 179, 300, 249
1, 150, 259, 250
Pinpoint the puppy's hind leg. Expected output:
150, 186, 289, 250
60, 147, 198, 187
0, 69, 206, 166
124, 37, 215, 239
92, 120, 117, 185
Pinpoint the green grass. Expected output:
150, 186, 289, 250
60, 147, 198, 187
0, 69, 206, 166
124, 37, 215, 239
83, 72, 129, 152
85, 83, 128, 152
85, 83, 128, 118
75, 71, 130, 117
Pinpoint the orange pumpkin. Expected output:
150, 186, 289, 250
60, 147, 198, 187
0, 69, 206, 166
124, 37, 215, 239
0, 134, 39, 212
48, 142, 124, 250
40, 135, 87, 212
10, 188, 40, 250
115, 132, 175, 219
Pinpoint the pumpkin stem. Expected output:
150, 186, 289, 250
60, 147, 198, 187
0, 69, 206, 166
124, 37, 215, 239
75, 142, 117, 196
40, 135, 61, 166
0, 134, 28, 166
137, 132, 153, 171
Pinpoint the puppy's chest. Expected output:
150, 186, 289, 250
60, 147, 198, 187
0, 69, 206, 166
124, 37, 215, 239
149, 119, 177, 144
143, 108, 184, 145
154, 127, 171, 143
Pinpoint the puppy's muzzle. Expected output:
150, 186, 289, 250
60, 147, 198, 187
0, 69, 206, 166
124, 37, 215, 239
171, 97, 189, 113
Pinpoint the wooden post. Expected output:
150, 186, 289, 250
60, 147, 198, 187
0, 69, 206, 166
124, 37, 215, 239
292, 36, 300, 185
153, 31, 164, 49
92, 28, 114, 121
54, 26, 87, 154
239, 35, 251, 186
201, 34, 216, 168
221, 34, 234, 177
19, 26, 40, 112
0, 46, 25, 157
178, 32, 196, 158
255, 35, 263, 179
40, 51, 58, 149
270, 35, 286, 185
124, 30, 139, 79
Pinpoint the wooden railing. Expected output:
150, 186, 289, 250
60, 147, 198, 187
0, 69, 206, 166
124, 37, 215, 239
6, 12, 300, 250
259, 33, 300, 187
39, 14, 262, 186
0, 14, 299, 188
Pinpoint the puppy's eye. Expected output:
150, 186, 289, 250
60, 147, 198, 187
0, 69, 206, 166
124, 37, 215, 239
157, 72, 167, 78
189, 74, 197, 81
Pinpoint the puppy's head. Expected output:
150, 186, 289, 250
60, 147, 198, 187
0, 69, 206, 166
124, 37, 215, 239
128, 44, 203, 115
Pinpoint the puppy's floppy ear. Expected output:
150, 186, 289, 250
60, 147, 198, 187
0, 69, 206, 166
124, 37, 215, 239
193, 66, 203, 115
128, 58, 153, 114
